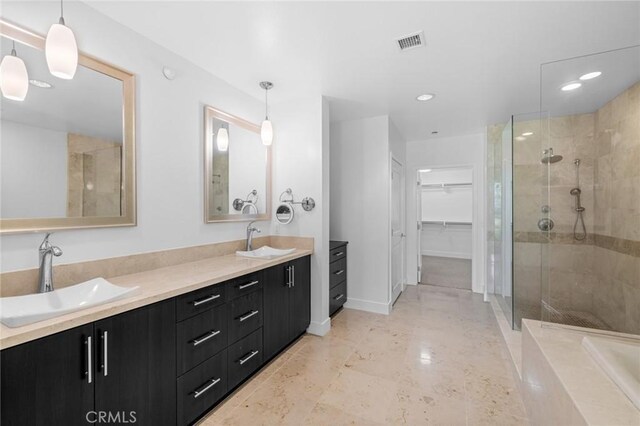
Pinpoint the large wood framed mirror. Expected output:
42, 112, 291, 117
0, 20, 136, 234
204, 106, 271, 222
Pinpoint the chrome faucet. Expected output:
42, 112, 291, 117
246, 221, 261, 251
38, 233, 63, 293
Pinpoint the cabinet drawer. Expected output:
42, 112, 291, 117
177, 349, 227, 426
330, 281, 347, 316
177, 305, 228, 376
226, 271, 263, 301
228, 290, 263, 344
330, 246, 347, 263
176, 284, 226, 322
330, 257, 347, 289
227, 328, 263, 391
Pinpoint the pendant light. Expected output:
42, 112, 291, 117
216, 127, 229, 152
0, 41, 29, 101
259, 81, 274, 146
45, 0, 78, 80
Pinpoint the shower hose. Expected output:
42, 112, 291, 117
573, 210, 586, 241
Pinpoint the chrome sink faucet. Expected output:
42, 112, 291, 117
38, 233, 63, 293
246, 221, 261, 251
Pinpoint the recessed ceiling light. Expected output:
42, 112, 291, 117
561, 82, 582, 91
579, 71, 601, 81
422, 169, 432, 173
522, 132, 534, 136
515, 136, 526, 142
29, 79, 53, 89
416, 93, 435, 101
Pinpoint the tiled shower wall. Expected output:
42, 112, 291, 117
490, 81, 639, 334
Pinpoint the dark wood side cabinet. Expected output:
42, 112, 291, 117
0, 300, 176, 426
329, 241, 348, 316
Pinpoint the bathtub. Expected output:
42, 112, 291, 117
582, 335, 640, 410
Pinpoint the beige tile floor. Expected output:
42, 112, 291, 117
200, 285, 528, 425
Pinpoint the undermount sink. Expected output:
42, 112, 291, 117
236, 246, 296, 260
0, 278, 139, 328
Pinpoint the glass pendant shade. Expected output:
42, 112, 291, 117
45, 22, 78, 79
0, 53, 29, 101
261, 119, 273, 146
216, 128, 229, 151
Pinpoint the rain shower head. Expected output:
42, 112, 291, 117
541, 148, 563, 164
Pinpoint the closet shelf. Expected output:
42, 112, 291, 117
422, 220, 472, 226
421, 182, 472, 189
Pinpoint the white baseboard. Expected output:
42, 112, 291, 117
307, 317, 331, 336
344, 297, 391, 315
421, 250, 471, 260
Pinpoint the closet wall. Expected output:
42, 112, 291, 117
420, 168, 473, 259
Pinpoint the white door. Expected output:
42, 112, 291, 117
391, 158, 405, 304
416, 177, 422, 284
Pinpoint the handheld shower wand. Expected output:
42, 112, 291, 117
571, 159, 586, 241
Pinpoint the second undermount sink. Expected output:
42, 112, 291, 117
0, 278, 139, 328
236, 246, 296, 260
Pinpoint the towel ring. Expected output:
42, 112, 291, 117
233, 190, 258, 212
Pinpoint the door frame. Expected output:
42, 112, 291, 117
390, 156, 406, 305
413, 164, 476, 289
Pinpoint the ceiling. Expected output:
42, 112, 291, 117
86, 1, 640, 141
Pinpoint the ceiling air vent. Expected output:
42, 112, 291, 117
395, 31, 425, 51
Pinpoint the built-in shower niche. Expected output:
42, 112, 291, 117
538, 45, 640, 335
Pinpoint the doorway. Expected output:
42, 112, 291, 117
391, 158, 405, 304
416, 167, 473, 290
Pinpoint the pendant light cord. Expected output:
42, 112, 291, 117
264, 88, 269, 120
11, 40, 17, 56
59, 0, 66, 25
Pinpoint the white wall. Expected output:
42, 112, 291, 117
405, 133, 487, 293
269, 96, 330, 335
1, 121, 68, 218
421, 224, 472, 259
330, 115, 392, 314
0, 2, 269, 272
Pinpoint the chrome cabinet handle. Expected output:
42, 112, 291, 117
238, 280, 259, 290
292, 265, 295, 287
192, 293, 221, 306
86, 336, 93, 384
193, 377, 221, 399
192, 330, 221, 346
238, 350, 259, 365
334, 294, 345, 301
102, 331, 108, 377
333, 251, 344, 256
286, 266, 292, 288
238, 310, 259, 322
334, 270, 344, 275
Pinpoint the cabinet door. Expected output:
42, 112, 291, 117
1, 324, 94, 426
94, 299, 176, 425
263, 263, 291, 360
290, 256, 311, 338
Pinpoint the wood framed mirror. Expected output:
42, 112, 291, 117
204, 105, 271, 223
0, 20, 136, 234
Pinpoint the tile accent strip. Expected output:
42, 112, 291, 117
514, 232, 639, 257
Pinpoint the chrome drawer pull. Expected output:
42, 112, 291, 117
192, 330, 221, 346
238, 280, 259, 290
238, 310, 259, 322
334, 270, 344, 275
192, 294, 220, 306
193, 378, 221, 399
238, 350, 259, 365
86, 336, 93, 384
334, 294, 345, 301
102, 331, 108, 377
333, 251, 344, 256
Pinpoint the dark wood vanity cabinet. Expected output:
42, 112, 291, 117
263, 256, 311, 360
329, 241, 348, 316
1, 255, 311, 426
0, 300, 176, 426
